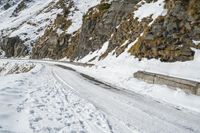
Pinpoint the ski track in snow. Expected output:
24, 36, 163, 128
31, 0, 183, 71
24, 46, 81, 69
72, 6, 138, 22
0, 62, 112, 133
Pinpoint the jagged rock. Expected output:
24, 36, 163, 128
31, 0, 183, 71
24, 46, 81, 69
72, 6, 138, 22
12, 0, 32, 17
1, 0, 200, 63
145, 33, 155, 40
0, 37, 28, 57
185, 22, 192, 31
75, 0, 140, 59
129, 0, 200, 62
32, 0, 72, 59
32, 0, 141, 60
4, 3, 11, 9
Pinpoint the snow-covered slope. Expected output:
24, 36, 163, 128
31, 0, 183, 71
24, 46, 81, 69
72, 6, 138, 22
0, 0, 62, 50
0, 0, 102, 53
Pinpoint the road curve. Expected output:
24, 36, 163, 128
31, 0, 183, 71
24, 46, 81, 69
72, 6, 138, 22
52, 64, 200, 133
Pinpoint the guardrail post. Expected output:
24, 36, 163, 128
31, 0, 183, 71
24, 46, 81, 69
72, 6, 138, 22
196, 83, 200, 96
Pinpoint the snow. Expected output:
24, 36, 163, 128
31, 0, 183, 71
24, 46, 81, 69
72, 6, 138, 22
0, 0, 62, 50
193, 40, 200, 45
0, 0, 200, 131
121, 40, 129, 47
10, 7, 62, 47
0, 61, 35, 76
56, 48, 200, 113
79, 41, 109, 63
56, 28, 64, 36
0, 59, 200, 132
0, 0, 56, 30
0, 61, 42, 133
0, 0, 102, 52
67, 0, 101, 34
52, 62, 200, 133
0, 60, 113, 133
134, 0, 167, 22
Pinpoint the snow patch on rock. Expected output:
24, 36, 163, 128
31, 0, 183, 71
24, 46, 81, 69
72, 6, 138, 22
134, 0, 167, 22
67, 0, 101, 34
79, 41, 109, 63
193, 40, 200, 45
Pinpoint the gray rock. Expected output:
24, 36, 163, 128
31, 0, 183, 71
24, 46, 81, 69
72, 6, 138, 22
75, 0, 139, 58
185, 22, 192, 31
145, 33, 155, 40
166, 22, 178, 33
0, 36, 28, 57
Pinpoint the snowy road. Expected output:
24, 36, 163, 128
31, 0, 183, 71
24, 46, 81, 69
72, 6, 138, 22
52, 64, 200, 133
0, 60, 200, 133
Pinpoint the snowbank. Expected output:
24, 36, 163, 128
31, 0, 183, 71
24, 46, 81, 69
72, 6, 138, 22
58, 49, 200, 113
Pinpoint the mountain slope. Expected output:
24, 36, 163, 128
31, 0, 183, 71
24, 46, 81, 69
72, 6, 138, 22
0, 0, 199, 62
33, 0, 200, 63
0, 0, 64, 56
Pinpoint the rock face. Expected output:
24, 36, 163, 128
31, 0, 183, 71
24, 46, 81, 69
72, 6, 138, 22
32, 7, 72, 59
11, 0, 32, 17
32, 0, 141, 60
129, 0, 200, 62
1, 0, 200, 63
0, 0, 67, 58
75, 0, 140, 59
0, 37, 28, 57
31, 0, 74, 59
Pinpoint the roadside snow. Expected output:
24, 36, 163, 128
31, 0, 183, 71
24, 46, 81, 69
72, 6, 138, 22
0, 61, 42, 133
1, 59, 200, 133
57, 49, 200, 113
0, 61, 35, 76
0, 60, 112, 133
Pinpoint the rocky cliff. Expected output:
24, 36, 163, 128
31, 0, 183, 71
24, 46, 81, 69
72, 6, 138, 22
0, 0, 200, 63
129, 0, 200, 62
